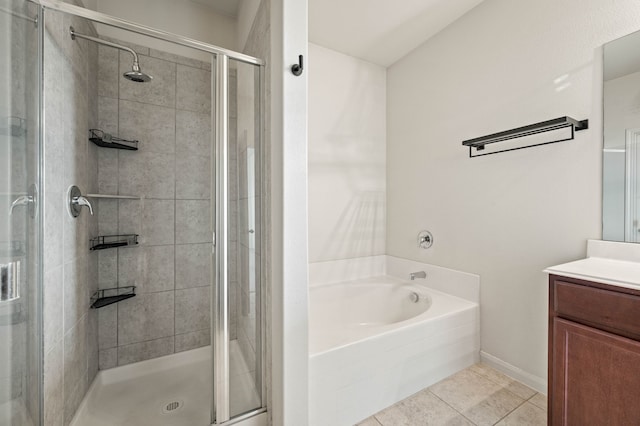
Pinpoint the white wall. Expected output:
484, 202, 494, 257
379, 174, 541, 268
96, 0, 237, 60
308, 44, 387, 263
270, 0, 309, 423
237, 0, 261, 51
386, 0, 640, 384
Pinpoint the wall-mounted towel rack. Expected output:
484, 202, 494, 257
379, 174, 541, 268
462, 116, 589, 157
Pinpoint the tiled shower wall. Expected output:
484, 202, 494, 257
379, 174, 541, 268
95, 40, 239, 368
42, 8, 100, 426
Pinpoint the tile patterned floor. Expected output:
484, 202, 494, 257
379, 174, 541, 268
356, 363, 547, 426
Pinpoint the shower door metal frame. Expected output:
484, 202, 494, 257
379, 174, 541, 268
213, 54, 267, 426
33, 0, 264, 66
31, 1, 266, 425
213, 53, 231, 423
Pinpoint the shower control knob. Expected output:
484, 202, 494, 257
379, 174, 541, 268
417, 230, 433, 249
68, 186, 94, 218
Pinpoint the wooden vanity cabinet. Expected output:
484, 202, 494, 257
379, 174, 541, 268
548, 274, 640, 425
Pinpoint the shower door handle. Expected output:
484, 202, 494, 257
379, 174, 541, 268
9, 195, 34, 215
9, 184, 37, 218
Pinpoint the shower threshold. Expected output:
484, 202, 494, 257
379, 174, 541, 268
70, 342, 260, 426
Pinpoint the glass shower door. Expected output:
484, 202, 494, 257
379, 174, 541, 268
228, 57, 262, 420
213, 54, 263, 424
0, 0, 41, 425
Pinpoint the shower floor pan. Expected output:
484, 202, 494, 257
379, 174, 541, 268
70, 342, 260, 426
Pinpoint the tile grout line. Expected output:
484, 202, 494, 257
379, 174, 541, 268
463, 367, 537, 425
426, 389, 479, 425
467, 367, 535, 407
471, 364, 533, 394
491, 398, 529, 425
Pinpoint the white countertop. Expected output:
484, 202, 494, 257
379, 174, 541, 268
545, 257, 640, 291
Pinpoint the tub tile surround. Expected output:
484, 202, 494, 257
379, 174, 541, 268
309, 255, 480, 425
356, 363, 546, 426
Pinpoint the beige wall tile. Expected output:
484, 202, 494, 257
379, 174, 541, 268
175, 287, 210, 334
119, 53, 176, 108
117, 291, 175, 345
176, 65, 211, 113
117, 336, 174, 366
175, 243, 211, 289
175, 329, 211, 353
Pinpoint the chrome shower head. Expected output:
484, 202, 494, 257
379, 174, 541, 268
123, 62, 153, 83
69, 26, 153, 83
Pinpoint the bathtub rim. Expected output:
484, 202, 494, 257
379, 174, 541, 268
309, 276, 479, 357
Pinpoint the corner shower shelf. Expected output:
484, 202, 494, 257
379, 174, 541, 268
462, 116, 589, 157
90, 286, 136, 309
90, 234, 139, 251
86, 194, 140, 200
89, 129, 138, 150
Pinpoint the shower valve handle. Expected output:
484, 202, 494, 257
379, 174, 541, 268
68, 186, 94, 217
71, 196, 94, 215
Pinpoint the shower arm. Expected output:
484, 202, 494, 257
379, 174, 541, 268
69, 26, 142, 71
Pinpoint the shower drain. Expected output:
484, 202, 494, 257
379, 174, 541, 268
161, 400, 184, 414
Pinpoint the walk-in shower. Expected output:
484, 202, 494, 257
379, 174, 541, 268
2, 0, 267, 424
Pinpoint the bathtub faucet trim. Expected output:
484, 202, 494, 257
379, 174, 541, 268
410, 271, 427, 280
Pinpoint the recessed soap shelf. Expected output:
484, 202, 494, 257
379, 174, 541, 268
89, 129, 138, 150
90, 286, 136, 309
90, 234, 138, 251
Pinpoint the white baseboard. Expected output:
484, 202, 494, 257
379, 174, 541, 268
480, 351, 547, 395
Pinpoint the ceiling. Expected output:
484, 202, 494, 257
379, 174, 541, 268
188, 0, 485, 67
309, 0, 485, 67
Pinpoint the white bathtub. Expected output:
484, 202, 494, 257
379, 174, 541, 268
308, 274, 480, 426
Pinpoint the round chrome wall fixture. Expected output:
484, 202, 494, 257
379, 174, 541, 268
68, 185, 94, 218
417, 230, 433, 249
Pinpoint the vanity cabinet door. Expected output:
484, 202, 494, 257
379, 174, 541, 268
551, 318, 640, 425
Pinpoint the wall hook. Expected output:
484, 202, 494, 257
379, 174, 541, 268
291, 55, 303, 76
